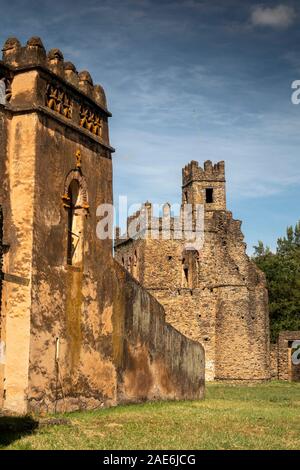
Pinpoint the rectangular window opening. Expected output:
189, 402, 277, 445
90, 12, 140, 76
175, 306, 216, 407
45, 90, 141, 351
206, 188, 214, 204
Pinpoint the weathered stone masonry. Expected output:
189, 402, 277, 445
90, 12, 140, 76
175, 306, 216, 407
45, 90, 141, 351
115, 161, 271, 382
0, 37, 204, 414
271, 331, 300, 381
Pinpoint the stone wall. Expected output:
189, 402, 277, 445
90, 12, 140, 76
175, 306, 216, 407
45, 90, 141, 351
26, 109, 116, 413
270, 343, 278, 379
0, 106, 6, 410
0, 109, 37, 413
272, 331, 300, 382
113, 262, 205, 403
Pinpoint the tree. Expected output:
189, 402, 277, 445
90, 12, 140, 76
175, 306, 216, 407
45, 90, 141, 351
253, 221, 300, 342
253, 240, 271, 257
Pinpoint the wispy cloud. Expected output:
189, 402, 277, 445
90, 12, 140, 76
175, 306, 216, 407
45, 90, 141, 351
251, 4, 296, 29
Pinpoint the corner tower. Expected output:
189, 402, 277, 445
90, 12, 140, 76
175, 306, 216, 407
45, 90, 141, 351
0, 36, 115, 413
182, 160, 226, 212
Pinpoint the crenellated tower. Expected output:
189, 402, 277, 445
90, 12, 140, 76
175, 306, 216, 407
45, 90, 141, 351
182, 160, 226, 212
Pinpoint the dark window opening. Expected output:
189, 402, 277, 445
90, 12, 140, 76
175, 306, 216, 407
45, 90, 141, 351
206, 188, 213, 203
184, 268, 189, 284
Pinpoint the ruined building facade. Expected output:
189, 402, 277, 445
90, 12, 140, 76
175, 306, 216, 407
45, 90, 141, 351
0, 37, 205, 414
115, 161, 271, 382
270, 331, 300, 381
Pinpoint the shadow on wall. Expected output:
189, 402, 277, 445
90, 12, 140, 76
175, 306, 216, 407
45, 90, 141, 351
0, 415, 38, 447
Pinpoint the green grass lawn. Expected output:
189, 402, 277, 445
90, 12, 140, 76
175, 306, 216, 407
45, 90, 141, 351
1, 381, 300, 450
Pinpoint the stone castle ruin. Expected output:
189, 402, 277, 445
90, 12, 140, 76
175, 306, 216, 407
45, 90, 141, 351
115, 160, 271, 382
0, 36, 298, 415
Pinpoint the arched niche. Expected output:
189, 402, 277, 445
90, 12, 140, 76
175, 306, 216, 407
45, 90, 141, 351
62, 170, 89, 267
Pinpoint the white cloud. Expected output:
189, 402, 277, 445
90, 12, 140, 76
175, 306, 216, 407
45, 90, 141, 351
251, 5, 296, 29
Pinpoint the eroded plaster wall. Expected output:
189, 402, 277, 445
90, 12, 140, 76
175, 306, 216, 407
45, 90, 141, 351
27, 112, 117, 413
0, 110, 37, 413
113, 263, 205, 403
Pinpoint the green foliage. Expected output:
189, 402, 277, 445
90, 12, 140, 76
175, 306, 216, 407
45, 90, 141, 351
253, 222, 300, 342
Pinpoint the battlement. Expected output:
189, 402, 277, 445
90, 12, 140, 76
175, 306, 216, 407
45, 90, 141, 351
115, 200, 206, 247
0, 36, 109, 113
115, 201, 176, 243
182, 160, 225, 186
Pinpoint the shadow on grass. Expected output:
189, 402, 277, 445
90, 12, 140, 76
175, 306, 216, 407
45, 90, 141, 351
0, 415, 38, 447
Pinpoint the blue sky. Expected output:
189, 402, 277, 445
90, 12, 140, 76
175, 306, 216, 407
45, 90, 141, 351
1, 0, 300, 252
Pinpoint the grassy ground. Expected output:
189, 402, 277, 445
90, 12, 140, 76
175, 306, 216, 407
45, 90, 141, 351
1, 381, 300, 450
